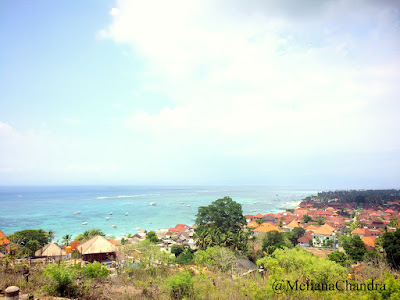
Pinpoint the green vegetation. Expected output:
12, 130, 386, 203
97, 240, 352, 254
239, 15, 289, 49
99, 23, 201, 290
81, 261, 109, 279
145, 231, 160, 243
74, 228, 106, 242
382, 228, 400, 269
262, 231, 290, 254
166, 271, 194, 300
301, 214, 313, 223
317, 189, 400, 204
171, 245, 184, 257
195, 196, 249, 252
3, 195, 400, 299
339, 235, 366, 262
43, 262, 78, 297
287, 227, 306, 246
194, 246, 237, 272
328, 250, 348, 267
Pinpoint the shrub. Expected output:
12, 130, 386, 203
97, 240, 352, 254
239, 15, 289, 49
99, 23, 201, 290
43, 262, 77, 297
81, 261, 109, 279
167, 271, 194, 300
194, 246, 236, 272
171, 245, 185, 257
146, 231, 160, 243
176, 249, 194, 265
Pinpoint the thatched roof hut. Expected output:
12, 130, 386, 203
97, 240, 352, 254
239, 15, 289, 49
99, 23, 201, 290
35, 242, 66, 259
77, 235, 117, 262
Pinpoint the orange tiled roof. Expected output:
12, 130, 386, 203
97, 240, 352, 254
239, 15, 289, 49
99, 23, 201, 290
0, 230, 10, 246
352, 228, 365, 235
247, 220, 260, 228
362, 236, 376, 246
253, 223, 281, 233
304, 225, 319, 231
313, 224, 335, 235
285, 220, 301, 228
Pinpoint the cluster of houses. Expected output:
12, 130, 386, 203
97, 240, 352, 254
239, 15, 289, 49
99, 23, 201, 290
245, 198, 400, 251
0, 223, 196, 265
1, 198, 399, 265
129, 224, 197, 251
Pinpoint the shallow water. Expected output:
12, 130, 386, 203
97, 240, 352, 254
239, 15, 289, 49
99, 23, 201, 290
0, 185, 315, 241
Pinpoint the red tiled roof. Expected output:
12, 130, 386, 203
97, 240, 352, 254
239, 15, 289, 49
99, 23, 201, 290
254, 213, 264, 219
0, 230, 10, 246
298, 231, 313, 243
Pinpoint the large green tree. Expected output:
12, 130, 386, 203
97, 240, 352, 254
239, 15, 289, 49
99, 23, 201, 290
382, 228, 400, 269
195, 197, 248, 252
8, 229, 51, 247
339, 235, 366, 261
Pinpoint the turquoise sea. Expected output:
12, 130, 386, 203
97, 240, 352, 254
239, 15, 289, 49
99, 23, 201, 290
0, 186, 316, 241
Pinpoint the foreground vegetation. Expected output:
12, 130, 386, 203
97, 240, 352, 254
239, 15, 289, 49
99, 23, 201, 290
2, 194, 400, 299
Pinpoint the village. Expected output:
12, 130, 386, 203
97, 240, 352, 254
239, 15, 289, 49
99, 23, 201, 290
1, 196, 399, 265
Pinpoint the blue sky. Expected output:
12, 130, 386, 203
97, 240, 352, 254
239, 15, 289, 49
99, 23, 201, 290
1, 0, 400, 188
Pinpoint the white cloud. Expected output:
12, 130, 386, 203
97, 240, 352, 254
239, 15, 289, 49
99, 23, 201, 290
109, 7, 119, 16
0, 121, 16, 137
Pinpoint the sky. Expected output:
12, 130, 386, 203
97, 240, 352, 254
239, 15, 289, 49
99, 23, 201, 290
0, 0, 399, 188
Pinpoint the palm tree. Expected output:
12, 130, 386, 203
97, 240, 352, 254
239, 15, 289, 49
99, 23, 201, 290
47, 230, 55, 243
62, 234, 72, 246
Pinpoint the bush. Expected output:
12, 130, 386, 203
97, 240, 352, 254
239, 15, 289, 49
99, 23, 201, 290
81, 261, 109, 279
194, 246, 237, 272
167, 271, 194, 300
176, 249, 194, 265
146, 231, 160, 243
43, 262, 77, 297
171, 245, 185, 257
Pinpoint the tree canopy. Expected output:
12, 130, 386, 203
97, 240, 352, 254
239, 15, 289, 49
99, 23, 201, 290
195, 197, 248, 252
8, 229, 51, 247
195, 196, 246, 231
382, 228, 400, 269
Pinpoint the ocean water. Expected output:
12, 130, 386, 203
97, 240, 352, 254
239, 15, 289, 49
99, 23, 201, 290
0, 186, 316, 241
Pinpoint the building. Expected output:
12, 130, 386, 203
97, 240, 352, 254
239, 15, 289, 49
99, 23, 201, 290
312, 224, 336, 248
35, 242, 67, 262
0, 229, 10, 254
77, 235, 117, 262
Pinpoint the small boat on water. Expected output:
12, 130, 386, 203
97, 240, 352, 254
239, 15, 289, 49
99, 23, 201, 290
111, 225, 117, 228
82, 222, 88, 225
74, 211, 81, 215
180, 202, 185, 204
125, 212, 129, 216
109, 212, 113, 215
187, 205, 191, 207
149, 202, 156, 206
148, 222, 152, 224
106, 217, 110, 220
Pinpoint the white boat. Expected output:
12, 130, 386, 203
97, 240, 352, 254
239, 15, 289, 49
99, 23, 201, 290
148, 222, 152, 224
82, 222, 88, 225
109, 212, 113, 215
106, 217, 110, 220
149, 202, 156, 206
187, 205, 191, 207
125, 212, 129, 216
74, 211, 81, 215
180, 202, 185, 204
111, 225, 117, 228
